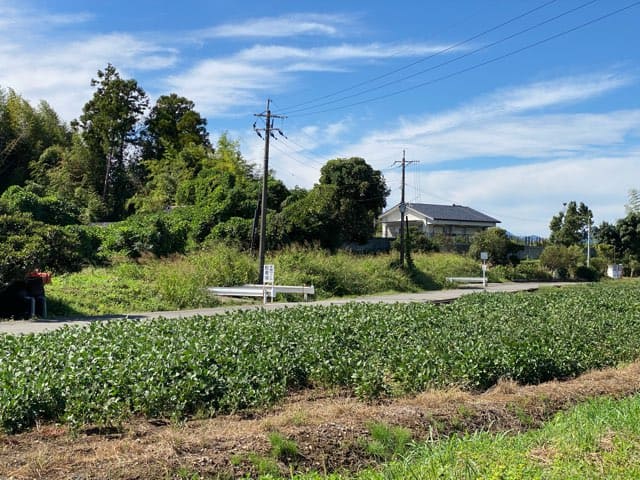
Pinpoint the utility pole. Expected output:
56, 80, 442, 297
586, 216, 591, 267
392, 150, 418, 268
254, 99, 285, 283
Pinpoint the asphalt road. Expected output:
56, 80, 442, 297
0, 282, 573, 336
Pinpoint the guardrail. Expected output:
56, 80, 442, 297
208, 284, 315, 303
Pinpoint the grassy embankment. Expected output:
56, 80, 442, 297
292, 393, 640, 480
45, 245, 481, 316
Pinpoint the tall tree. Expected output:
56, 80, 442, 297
72, 64, 148, 218
140, 93, 210, 163
272, 157, 389, 249
319, 157, 389, 245
0, 89, 70, 192
549, 201, 592, 247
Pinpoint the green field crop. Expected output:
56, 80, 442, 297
1, 281, 640, 433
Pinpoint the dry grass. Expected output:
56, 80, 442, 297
2, 362, 640, 479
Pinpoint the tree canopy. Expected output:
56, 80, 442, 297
72, 64, 148, 218
549, 201, 593, 247
140, 93, 210, 163
468, 227, 522, 265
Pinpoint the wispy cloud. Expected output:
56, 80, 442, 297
165, 60, 283, 117
196, 13, 351, 39
166, 40, 468, 117
0, 1, 92, 33
0, 1, 177, 121
236, 42, 462, 62
383, 72, 634, 142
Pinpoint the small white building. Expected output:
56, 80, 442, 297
607, 264, 624, 279
379, 203, 500, 240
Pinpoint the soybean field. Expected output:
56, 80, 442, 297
1, 281, 640, 434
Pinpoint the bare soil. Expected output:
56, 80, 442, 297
2, 362, 640, 479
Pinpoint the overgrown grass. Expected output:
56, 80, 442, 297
289, 393, 640, 479
46, 246, 481, 316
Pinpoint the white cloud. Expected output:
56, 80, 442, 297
382, 72, 634, 142
164, 40, 467, 117
0, 1, 92, 35
196, 14, 351, 39
0, 14, 177, 121
411, 154, 640, 236
236, 42, 460, 63
165, 60, 284, 117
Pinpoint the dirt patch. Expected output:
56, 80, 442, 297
2, 362, 640, 479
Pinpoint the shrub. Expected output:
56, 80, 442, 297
207, 217, 253, 250
539, 245, 583, 279
575, 265, 600, 282
0, 213, 87, 284
0, 185, 81, 226
491, 261, 552, 281
99, 213, 189, 258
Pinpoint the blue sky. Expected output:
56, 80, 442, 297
1, 0, 639, 235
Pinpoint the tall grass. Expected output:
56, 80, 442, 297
45, 246, 481, 316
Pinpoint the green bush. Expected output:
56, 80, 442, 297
0, 213, 87, 284
98, 213, 189, 258
575, 265, 600, 282
206, 217, 253, 250
392, 227, 439, 254
0, 185, 80, 226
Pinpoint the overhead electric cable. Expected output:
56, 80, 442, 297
285, 1, 639, 118
276, 0, 560, 113
282, 0, 599, 116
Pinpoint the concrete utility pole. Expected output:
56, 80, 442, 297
393, 150, 418, 268
254, 99, 285, 283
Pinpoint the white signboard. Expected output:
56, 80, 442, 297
480, 252, 489, 260
263, 264, 275, 284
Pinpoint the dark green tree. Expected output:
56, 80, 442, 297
72, 64, 148, 218
140, 93, 210, 164
595, 221, 622, 260
549, 201, 592, 247
318, 157, 389, 245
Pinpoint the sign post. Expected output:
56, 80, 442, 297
480, 252, 488, 289
262, 264, 275, 304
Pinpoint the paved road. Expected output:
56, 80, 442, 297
0, 282, 572, 336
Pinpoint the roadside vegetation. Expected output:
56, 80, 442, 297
45, 248, 481, 315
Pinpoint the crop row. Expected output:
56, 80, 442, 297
2, 281, 640, 433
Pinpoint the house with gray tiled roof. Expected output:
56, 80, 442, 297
378, 203, 500, 240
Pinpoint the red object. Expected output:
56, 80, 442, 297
27, 270, 52, 284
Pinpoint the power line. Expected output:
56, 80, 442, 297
277, 136, 326, 168
276, 0, 560, 114
282, 0, 601, 116
269, 140, 322, 174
